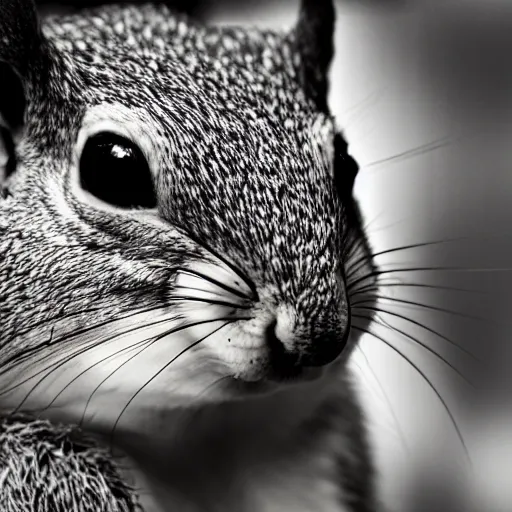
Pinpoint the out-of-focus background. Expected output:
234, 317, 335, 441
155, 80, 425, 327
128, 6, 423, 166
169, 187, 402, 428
36, 1, 512, 510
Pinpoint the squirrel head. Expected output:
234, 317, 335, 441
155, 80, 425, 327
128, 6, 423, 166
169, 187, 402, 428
0, 0, 374, 423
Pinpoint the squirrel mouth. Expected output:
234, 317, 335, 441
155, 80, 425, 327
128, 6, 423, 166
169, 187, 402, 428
266, 365, 324, 384
229, 365, 324, 397
266, 339, 313, 382
232, 355, 326, 393
222, 316, 345, 389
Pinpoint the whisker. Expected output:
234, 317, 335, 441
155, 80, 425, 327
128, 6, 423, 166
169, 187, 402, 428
363, 215, 420, 239
0, 327, 57, 374
173, 284, 243, 296
79, 338, 156, 428
0, 305, 107, 353
341, 236, 362, 264
342, 88, 384, 125
360, 207, 387, 234
350, 282, 487, 298
370, 237, 471, 259
82, 316, 248, 426
109, 319, 238, 447
353, 314, 472, 386
348, 266, 512, 293
42, 337, 155, 417
0, 280, 168, 350
352, 304, 478, 360
352, 295, 487, 323
346, 237, 474, 278
178, 268, 253, 301
4, 311, 181, 405
345, 232, 369, 259
364, 136, 453, 169
354, 345, 410, 455
178, 232, 258, 298
195, 375, 233, 401
352, 324, 471, 465
0, 303, 174, 372
168, 295, 250, 309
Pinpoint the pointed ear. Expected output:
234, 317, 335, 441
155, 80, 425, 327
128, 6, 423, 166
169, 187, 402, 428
0, 0, 45, 132
290, 0, 336, 111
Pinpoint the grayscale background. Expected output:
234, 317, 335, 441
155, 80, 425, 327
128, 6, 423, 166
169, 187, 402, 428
35, 1, 512, 510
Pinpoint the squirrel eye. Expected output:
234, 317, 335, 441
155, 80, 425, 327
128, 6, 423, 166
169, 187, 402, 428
0, 126, 16, 180
333, 133, 359, 195
79, 132, 156, 209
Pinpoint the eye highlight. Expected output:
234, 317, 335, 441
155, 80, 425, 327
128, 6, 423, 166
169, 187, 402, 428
333, 133, 359, 196
79, 132, 156, 209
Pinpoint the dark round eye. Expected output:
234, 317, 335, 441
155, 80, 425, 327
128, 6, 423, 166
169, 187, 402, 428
79, 132, 156, 209
0, 126, 16, 180
333, 133, 359, 196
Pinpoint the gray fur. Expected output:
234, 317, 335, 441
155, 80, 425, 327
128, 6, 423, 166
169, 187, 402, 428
0, 414, 143, 511
0, 1, 380, 511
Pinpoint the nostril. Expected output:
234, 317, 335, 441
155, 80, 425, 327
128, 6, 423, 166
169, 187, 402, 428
265, 314, 351, 374
265, 320, 302, 375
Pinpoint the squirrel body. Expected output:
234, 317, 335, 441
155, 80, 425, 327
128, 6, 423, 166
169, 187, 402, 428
0, 1, 380, 511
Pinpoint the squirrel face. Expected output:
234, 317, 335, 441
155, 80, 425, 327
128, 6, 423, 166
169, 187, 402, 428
0, 1, 374, 421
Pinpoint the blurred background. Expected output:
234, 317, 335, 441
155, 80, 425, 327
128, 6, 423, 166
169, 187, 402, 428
35, 0, 512, 510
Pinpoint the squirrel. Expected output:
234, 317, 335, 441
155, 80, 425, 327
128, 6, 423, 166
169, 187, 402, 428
0, 0, 380, 511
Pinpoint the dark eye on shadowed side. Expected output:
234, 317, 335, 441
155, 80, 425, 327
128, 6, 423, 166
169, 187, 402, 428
333, 133, 359, 195
79, 132, 157, 209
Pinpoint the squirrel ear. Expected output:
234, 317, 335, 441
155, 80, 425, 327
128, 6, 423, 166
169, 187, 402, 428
290, 0, 336, 111
0, 0, 44, 132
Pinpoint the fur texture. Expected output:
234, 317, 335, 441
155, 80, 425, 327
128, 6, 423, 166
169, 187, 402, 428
0, 414, 142, 511
0, 1, 379, 511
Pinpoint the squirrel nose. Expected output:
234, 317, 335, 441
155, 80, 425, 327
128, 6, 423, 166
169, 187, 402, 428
265, 315, 350, 371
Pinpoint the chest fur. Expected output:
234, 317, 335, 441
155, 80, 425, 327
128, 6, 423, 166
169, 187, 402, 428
129, 443, 349, 512
103, 370, 369, 512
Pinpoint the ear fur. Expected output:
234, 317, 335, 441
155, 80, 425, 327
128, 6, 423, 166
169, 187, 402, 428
291, 0, 336, 111
0, 0, 45, 131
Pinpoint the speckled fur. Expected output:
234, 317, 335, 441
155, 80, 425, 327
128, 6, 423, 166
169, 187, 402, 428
0, 1, 379, 511
4, 2, 350, 350
0, 414, 143, 511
